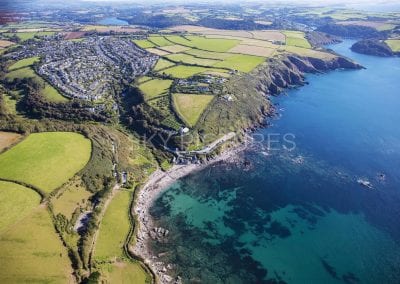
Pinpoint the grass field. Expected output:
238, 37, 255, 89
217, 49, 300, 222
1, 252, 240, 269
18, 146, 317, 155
4, 31, 55, 41
139, 78, 173, 101
133, 39, 156, 49
0, 132, 22, 152
161, 65, 213, 78
148, 36, 174, 47
5, 67, 36, 80
5, 66, 68, 102
160, 44, 191, 53
42, 84, 68, 102
385, 39, 400, 52
166, 35, 240, 52
228, 44, 275, 57
153, 58, 175, 71
98, 261, 149, 284
166, 53, 219, 66
8, 56, 40, 71
94, 190, 131, 261
0, 206, 73, 283
173, 94, 214, 127
0, 181, 41, 232
145, 48, 170, 56
214, 54, 265, 72
281, 45, 336, 59
137, 76, 153, 84
0, 132, 91, 193
184, 49, 232, 60
52, 177, 91, 220
283, 31, 311, 48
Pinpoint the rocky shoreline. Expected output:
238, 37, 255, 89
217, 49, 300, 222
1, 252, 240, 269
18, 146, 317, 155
130, 144, 246, 283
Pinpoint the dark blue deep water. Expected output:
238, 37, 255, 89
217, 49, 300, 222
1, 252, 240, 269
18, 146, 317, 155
149, 40, 400, 283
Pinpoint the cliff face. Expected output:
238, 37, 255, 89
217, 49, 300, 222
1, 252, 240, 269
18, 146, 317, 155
194, 54, 363, 147
256, 54, 363, 96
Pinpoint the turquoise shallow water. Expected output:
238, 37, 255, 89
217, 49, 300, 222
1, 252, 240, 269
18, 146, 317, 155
149, 40, 400, 283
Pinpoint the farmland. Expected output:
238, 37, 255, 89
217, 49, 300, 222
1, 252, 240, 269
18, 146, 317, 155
385, 39, 400, 52
173, 94, 214, 127
166, 53, 220, 66
0, 132, 91, 194
4, 31, 55, 41
283, 31, 311, 48
52, 177, 92, 220
0, 132, 22, 152
94, 190, 131, 261
162, 65, 216, 78
153, 58, 175, 71
138, 78, 173, 101
0, 181, 41, 232
148, 36, 174, 47
166, 35, 240, 52
0, 206, 73, 283
8, 56, 40, 70
6, 58, 69, 102
133, 39, 156, 49
136, 28, 337, 130
98, 261, 149, 283
0, 40, 15, 48
213, 54, 265, 72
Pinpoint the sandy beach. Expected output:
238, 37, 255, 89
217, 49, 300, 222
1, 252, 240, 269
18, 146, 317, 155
131, 145, 245, 283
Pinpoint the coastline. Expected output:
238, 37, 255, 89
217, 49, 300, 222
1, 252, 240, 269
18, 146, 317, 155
129, 49, 363, 284
130, 143, 246, 283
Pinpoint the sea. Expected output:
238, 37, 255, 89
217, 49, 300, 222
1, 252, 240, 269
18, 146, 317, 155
148, 40, 400, 283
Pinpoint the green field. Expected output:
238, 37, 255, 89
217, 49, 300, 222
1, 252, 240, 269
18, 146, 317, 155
8, 56, 40, 71
282, 45, 335, 59
137, 76, 153, 84
4, 31, 55, 41
148, 36, 173, 47
0, 206, 73, 283
6, 65, 68, 102
166, 53, 219, 66
0, 181, 41, 232
173, 93, 214, 127
0, 132, 91, 193
133, 39, 156, 49
5, 67, 36, 80
185, 49, 233, 60
52, 177, 91, 220
283, 31, 311, 48
166, 35, 240, 52
138, 78, 173, 101
153, 58, 175, 71
385, 39, 400, 52
94, 190, 131, 261
214, 54, 265, 72
98, 261, 149, 284
162, 65, 220, 78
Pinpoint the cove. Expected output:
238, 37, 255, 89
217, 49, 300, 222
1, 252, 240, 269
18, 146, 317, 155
149, 40, 400, 283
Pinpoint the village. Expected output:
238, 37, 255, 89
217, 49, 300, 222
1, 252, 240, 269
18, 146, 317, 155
4, 35, 158, 101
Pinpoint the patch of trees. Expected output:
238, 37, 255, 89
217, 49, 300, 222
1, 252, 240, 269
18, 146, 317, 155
20, 89, 113, 123
197, 17, 271, 30
126, 13, 192, 28
317, 24, 383, 39
351, 39, 394, 57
